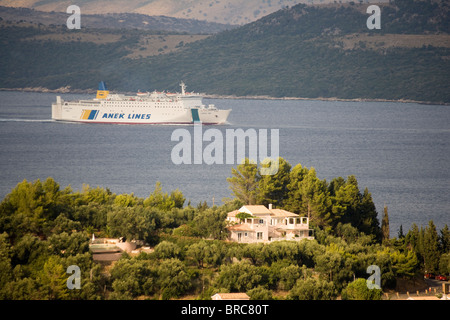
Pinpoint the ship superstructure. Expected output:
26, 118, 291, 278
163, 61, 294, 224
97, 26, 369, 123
52, 82, 231, 125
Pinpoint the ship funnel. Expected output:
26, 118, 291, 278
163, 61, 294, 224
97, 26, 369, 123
96, 81, 109, 99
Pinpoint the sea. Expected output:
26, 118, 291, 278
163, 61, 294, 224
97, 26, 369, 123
0, 91, 448, 237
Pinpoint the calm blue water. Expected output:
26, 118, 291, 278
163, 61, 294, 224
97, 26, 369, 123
0, 91, 449, 236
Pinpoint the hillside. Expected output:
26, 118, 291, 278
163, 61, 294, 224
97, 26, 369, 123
1, 0, 449, 103
0, 6, 234, 33
0, 0, 382, 25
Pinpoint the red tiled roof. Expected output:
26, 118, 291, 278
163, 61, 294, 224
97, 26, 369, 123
212, 293, 250, 300
269, 208, 299, 217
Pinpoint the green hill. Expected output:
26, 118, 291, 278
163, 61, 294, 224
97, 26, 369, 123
1, 0, 449, 103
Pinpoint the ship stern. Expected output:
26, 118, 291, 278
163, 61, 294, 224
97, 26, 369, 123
51, 96, 63, 120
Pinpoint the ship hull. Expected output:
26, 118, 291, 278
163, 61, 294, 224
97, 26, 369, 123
52, 95, 231, 125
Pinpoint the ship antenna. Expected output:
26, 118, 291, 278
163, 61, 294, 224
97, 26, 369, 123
180, 81, 186, 95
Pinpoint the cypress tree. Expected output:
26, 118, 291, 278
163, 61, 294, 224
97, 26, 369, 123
398, 225, 404, 238
359, 188, 381, 241
381, 205, 390, 243
423, 220, 440, 274
439, 225, 450, 253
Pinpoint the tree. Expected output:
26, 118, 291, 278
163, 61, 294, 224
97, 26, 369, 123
286, 165, 332, 229
247, 286, 273, 300
190, 207, 228, 240
50, 214, 82, 234
439, 224, 450, 253
257, 157, 291, 207
204, 242, 228, 267
157, 259, 192, 299
391, 249, 419, 279
359, 188, 381, 240
78, 184, 113, 205
439, 253, 450, 275
0, 233, 12, 293
38, 256, 69, 300
285, 164, 309, 213
331, 176, 380, 239
0, 178, 69, 238
64, 252, 104, 300
170, 189, 186, 209
313, 248, 352, 287
1, 277, 41, 300
423, 220, 440, 274
227, 158, 260, 205
235, 212, 253, 223
143, 182, 179, 211
186, 241, 208, 267
279, 264, 302, 290
114, 193, 139, 207
288, 278, 337, 300
398, 225, 404, 239
381, 205, 390, 243
405, 223, 420, 253
11, 233, 46, 266
154, 241, 181, 260
107, 206, 160, 243
341, 278, 382, 300
214, 261, 263, 292
330, 176, 361, 229
109, 258, 158, 299
47, 232, 90, 257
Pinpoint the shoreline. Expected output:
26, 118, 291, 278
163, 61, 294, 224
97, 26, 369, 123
1, 87, 448, 106
203, 94, 449, 106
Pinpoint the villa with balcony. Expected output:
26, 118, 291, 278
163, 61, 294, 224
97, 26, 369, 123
226, 204, 314, 243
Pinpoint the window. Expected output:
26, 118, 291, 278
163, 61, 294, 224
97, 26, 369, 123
238, 233, 242, 242
259, 219, 264, 225
257, 232, 263, 240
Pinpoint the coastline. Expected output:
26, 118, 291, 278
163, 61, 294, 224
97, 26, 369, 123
1, 86, 448, 106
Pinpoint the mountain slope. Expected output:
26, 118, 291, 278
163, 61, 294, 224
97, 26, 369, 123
0, 6, 234, 33
99, 1, 450, 103
0, 0, 384, 25
1, 1, 449, 103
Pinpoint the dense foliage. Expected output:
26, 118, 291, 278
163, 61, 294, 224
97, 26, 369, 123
228, 158, 381, 238
0, 157, 448, 300
1, 0, 449, 102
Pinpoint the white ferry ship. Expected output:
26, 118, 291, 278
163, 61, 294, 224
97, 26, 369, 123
51, 82, 231, 125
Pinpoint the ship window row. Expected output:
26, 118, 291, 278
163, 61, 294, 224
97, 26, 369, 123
102, 101, 182, 108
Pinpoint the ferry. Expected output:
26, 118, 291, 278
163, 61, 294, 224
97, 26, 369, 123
51, 82, 231, 125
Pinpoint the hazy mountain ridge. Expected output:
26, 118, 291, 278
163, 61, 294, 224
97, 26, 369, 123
0, 6, 235, 33
1, 1, 449, 103
0, 0, 388, 25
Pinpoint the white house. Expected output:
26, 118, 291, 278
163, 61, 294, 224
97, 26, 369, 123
226, 204, 314, 243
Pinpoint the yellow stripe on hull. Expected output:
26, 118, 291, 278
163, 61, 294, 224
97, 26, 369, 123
80, 110, 90, 120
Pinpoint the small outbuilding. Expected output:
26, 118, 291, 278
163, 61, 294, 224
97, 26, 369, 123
211, 293, 250, 300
